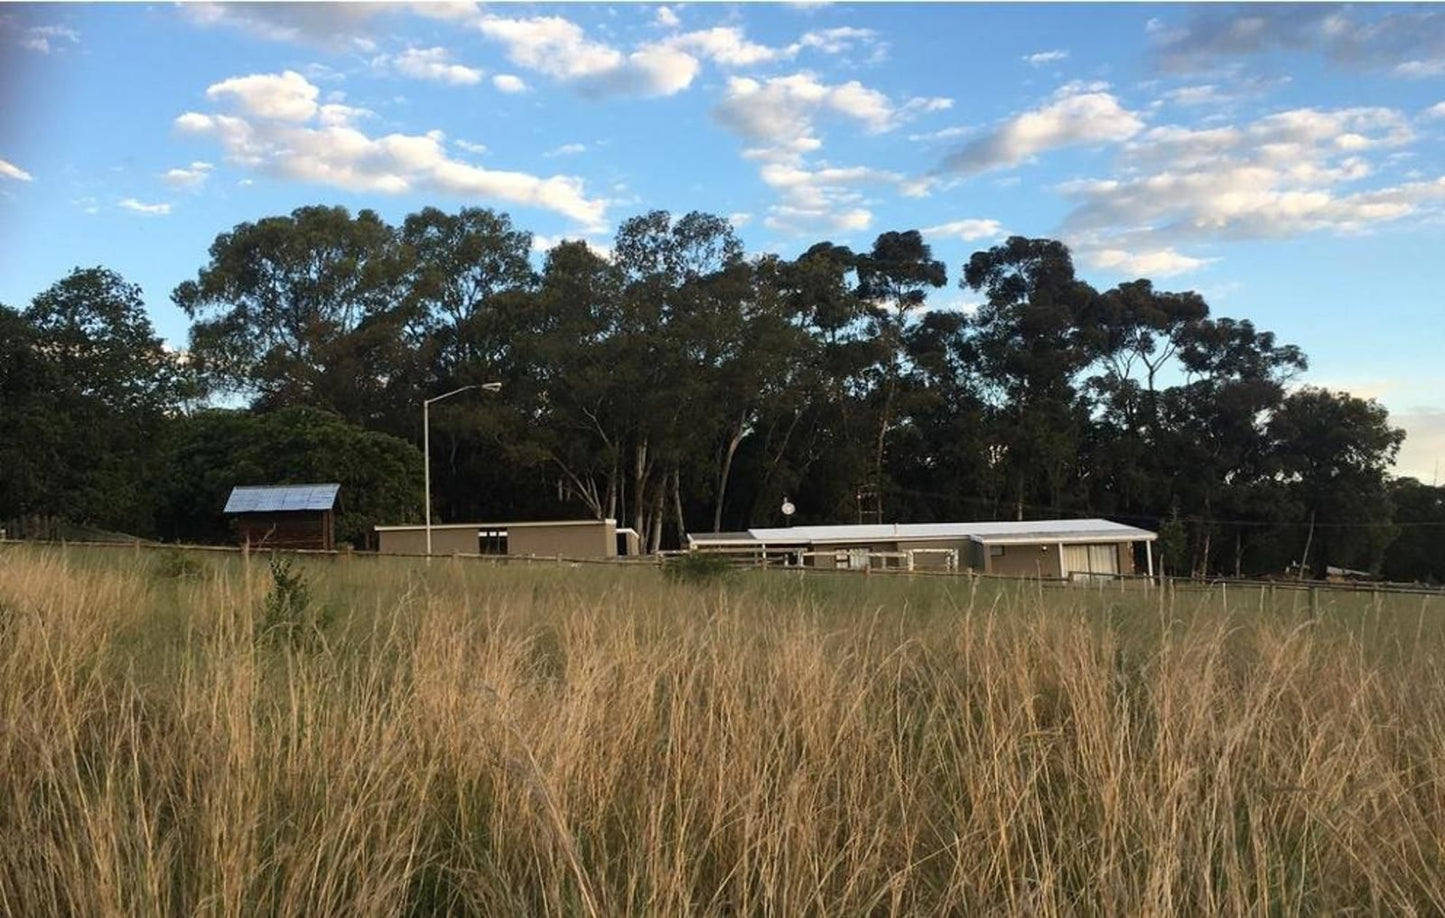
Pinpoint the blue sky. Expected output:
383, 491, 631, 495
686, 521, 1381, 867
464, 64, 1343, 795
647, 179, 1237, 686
1, 2, 1443, 480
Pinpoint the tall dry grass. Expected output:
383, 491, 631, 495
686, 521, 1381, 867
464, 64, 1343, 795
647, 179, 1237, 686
1, 544, 1444, 915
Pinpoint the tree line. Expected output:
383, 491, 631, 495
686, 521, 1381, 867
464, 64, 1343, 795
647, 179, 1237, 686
3, 204, 1442, 580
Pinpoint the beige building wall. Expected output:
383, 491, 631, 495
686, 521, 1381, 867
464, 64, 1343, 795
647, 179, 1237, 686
377, 527, 478, 555
376, 521, 618, 557
986, 542, 1062, 578
1117, 542, 1136, 575
508, 521, 616, 558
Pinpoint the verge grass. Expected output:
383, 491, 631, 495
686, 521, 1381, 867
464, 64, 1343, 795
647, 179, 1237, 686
2, 543, 1443, 915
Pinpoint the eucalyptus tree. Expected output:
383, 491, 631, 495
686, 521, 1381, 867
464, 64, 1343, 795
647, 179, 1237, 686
853, 230, 947, 518
174, 205, 411, 425
962, 236, 1101, 517
4, 268, 185, 532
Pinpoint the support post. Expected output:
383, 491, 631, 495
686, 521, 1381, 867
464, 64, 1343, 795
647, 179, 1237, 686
423, 399, 432, 558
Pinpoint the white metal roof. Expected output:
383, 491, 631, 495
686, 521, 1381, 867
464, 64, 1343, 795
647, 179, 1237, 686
689, 518, 1155, 548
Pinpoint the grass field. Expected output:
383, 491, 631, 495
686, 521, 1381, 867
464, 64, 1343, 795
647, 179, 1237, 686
2, 543, 1444, 915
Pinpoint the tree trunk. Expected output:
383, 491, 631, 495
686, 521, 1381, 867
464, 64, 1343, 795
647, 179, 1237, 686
633, 437, 650, 544
713, 412, 746, 533
649, 480, 666, 553
873, 380, 895, 519
672, 466, 686, 547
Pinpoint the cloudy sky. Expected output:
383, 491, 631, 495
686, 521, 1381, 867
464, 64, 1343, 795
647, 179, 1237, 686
1, 2, 1443, 480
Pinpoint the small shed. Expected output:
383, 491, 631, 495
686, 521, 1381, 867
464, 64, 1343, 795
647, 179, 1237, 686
223, 483, 340, 551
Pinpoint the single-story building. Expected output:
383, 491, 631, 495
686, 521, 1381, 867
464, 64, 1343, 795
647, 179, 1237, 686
224, 483, 340, 551
688, 519, 1157, 579
374, 518, 639, 559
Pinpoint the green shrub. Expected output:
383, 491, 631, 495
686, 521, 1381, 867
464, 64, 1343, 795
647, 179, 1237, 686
662, 552, 736, 585
151, 549, 208, 582
257, 555, 332, 650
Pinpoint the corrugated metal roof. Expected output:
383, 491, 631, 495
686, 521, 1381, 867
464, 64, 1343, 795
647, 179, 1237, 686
224, 483, 340, 514
700, 518, 1155, 547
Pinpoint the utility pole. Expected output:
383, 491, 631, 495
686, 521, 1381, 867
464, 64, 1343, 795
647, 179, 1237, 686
424, 382, 501, 556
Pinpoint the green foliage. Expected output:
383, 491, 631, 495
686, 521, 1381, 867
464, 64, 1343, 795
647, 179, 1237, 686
155, 406, 422, 546
256, 556, 331, 650
0, 270, 188, 533
8, 206, 1433, 580
1156, 507, 1188, 577
150, 550, 208, 582
663, 552, 736, 585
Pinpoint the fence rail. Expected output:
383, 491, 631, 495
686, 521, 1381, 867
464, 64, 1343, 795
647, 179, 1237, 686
4, 537, 1443, 598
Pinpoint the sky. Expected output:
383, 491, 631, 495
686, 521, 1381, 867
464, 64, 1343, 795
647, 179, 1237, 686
1, 2, 1443, 481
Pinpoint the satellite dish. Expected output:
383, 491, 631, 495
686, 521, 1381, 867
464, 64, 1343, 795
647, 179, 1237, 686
781, 498, 796, 518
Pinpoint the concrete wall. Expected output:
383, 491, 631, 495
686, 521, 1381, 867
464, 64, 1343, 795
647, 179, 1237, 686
377, 527, 476, 556
986, 542, 1061, 578
377, 521, 618, 558
509, 521, 616, 558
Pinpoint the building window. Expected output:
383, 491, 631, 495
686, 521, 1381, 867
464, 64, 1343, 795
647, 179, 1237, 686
990, 545, 1005, 557
479, 529, 508, 555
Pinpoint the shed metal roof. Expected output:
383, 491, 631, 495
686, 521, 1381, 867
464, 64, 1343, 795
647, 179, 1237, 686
690, 518, 1155, 548
224, 483, 340, 514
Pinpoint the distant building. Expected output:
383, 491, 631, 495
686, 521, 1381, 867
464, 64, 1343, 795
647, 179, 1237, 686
374, 518, 639, 559
688, 519, 1158, 579
223, 483, 340, 551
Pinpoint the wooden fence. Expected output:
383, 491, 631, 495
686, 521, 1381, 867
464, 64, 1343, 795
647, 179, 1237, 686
3, 536, 1442, 599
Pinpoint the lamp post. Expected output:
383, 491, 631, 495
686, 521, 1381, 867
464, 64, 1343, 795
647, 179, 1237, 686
424, 382, 502, 556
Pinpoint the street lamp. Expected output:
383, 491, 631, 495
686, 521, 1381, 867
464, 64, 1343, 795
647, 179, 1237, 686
424, 382, 502, 556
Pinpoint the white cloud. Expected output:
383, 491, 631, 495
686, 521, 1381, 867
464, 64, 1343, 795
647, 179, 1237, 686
206, 70, 319, 122
532, 234, 613, 259
545, 142, 588, 157
119, 198, 172, 216
654, 6, 680, 29
412, 2, 483, 23
715, 73, 938, 157
1392, 409, 1445, 482
317, 103, 373, 128
162, 161, 214, 189
0, 158, 33, 182
1054, 104, 1445, 275
1161, 84, 1225, 107
1023, 49, 1068, 66
765, 203, 872, 235
19, 24, 79, 54
667, 26, 797, 67
492, 73, 527, 93
454, 139, 488, 155
1426, 102, 1445, 120
755, 162, 906, 235
180, 2, 383, 51
379, 47, 484, 86
1154, 6, 1445, 77
476, 14, 699, 97
908, 125, 971, 143
922, 218, 1005, 241
941, 83, 1145, 175
713, 73, 950, 236
727, 212, 752, 228
1396, 60, 1445, 79
1084, 247, 1213, 277
798, 26, 880, 56
178, 71, 609, 229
